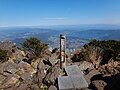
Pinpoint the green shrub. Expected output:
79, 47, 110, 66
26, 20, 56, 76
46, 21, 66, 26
22, 37, 48, 59
89, 39, 120, 61
71, 39, 120, 64
0, 49, 8, 62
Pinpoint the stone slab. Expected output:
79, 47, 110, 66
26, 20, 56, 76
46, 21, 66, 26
70, 75, 88, 89
58, 76, 74, 90
58, 65, 88, 90
65, 65, 83, 76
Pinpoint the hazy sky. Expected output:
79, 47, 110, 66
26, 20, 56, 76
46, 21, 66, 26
0, 0, 120, 26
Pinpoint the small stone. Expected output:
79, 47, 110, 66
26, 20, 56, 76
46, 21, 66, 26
49, 85, 57, 90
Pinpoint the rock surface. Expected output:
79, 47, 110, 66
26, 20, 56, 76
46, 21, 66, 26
0, 41, 120, 90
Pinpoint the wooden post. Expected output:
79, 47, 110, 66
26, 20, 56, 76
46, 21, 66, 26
60, 34, 66, 69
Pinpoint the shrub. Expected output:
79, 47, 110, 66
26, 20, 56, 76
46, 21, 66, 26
0, 49, 8, 62
71, 40, 120, 65
89, 39, 120, 61
22, 37, 48, 59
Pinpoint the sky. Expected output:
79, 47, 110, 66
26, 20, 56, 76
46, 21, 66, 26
0, 0, 120, 27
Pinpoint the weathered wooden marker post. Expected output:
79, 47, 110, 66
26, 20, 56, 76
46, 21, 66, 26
58, 34, 88, 90
60, 34, 66, 69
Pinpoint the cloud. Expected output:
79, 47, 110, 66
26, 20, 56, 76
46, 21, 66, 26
44, 17, 66, 20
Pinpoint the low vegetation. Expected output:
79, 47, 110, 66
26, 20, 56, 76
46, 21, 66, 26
22, 37, 48, 59
0, 49, 8, 62
89, 39, 120, 61
71, 39, 120, 65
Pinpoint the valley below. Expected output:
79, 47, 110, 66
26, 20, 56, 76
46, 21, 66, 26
0, 26, 120, 90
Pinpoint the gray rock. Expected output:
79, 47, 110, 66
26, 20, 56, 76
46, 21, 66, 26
30, 84, 40, 90
49, 85, 57, 90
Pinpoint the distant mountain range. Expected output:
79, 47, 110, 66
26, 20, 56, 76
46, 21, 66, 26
31, 24, 120, 30
0, 24, 120, 51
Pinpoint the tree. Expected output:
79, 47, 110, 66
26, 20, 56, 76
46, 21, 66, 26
22, 37, 48, 59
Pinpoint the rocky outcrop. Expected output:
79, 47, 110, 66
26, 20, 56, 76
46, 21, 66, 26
84, 60, 120, 90
0, 59, 37, 89
41, 54, 62, 87
0, 46, 60, 90
71, 45, 104, 69
89, 72, 120, 90
98, 60, 120, 75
